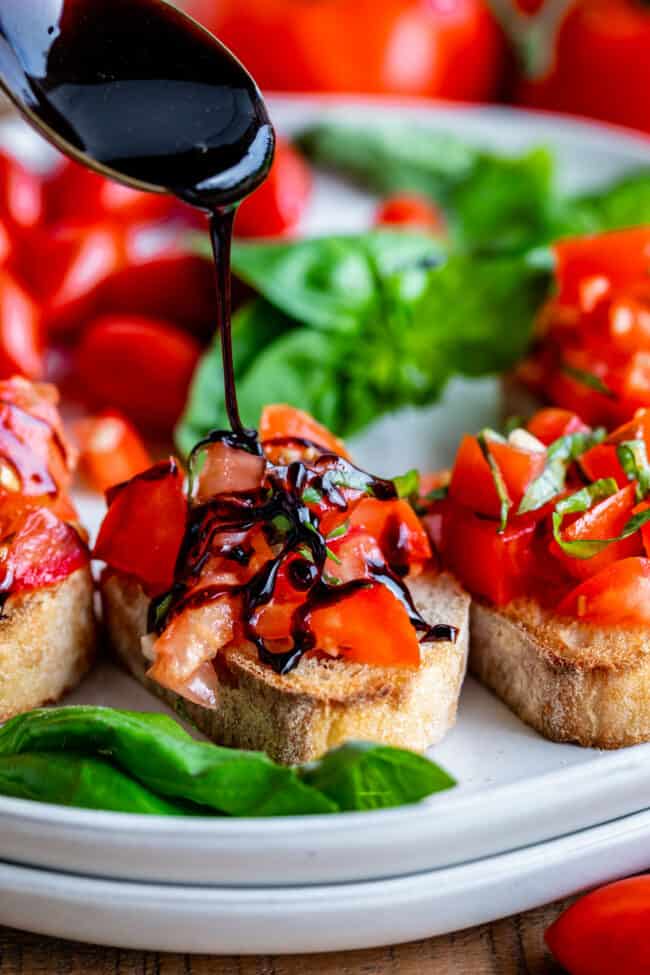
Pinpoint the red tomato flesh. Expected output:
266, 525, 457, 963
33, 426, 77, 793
2, 508, 88, 593
526, 408, 589, 446
75, 411, 152, 495
260, 404, 350, 460
557, 557, 650, 625
448, 434, 545, 519
235, 139, 311, 239
375, 194, 445, 234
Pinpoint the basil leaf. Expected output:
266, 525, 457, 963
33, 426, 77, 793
617, 440, 650, 500
477, 431, 511, 533
301, 487, 322, 505
518, 428, 606, 515
560, 363, 616, 398
551, 478, 629, 559
393, 469, 420, 500
326, 520, 349, 541
424, 485, 448, 502
552, 170, 650, 239
300, 742, 456, 812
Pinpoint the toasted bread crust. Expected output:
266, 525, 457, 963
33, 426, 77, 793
0, 567, 96, 721
102, 570, 470, 764
471, 598, 650, 749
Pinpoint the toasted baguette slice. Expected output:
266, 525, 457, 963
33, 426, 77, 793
0, 567, 96, 721
102, 570, 469, 764
471, 598, 650, 749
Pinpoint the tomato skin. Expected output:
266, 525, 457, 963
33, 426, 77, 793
550, 483, 642, 581
0, 270, 42, 380
75, 314, 201, 433
0, 153, 44, 234
545, 875, 650, 975
375, 194, 445, 234
554, 230, 650, 308
349, 497, 431, 574
94, 460, 186, 597
448, 434, 545, 519
260, 404, 350, 460
190, 0, 505, 101
526, 408, 589, 446
307, 582, 421, 667
557, 557, 650, 625
19, 222, 127, 335
235, 140, 311, 239
45, 158, 173, 226
74, 411, 152, 495
517, 0, 650, 134
3, 508, 88, 593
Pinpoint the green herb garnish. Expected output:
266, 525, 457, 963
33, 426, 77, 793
561, 363, 616, 398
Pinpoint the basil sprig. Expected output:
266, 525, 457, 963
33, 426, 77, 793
477, 430, 511, 533
551, 478, 650, 559
518, 428, 606, 515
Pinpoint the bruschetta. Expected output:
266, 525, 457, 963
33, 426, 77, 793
0, 377, 95, 720
98, 405, 469, 764
423, 405, 650, 748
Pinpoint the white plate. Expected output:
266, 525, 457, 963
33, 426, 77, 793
1, 807, 650, 954
2, 99, 650, 891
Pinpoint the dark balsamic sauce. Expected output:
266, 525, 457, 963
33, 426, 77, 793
0, 0, 457, 673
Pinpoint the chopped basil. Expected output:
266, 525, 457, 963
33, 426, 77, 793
477, 430, 511, 533
550, 477, 650, 559
423, 485, 449, 502
617, 440, 650, 500
301, 486, 322, 505
518, 428, 606, 515
561, 363, 616, 398
393, 469, 420, 501
326, 520, 350, 541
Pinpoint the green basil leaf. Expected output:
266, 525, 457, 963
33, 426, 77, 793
551, 478, 632, 559
300, 742, 456, 812
617, 440, 650, 500
518, 428, 606, 515
393, 469, 420, 500
477, 431, 511, 533
326, 520, 349, 541
561, 363, 616, 398
301, 487, 322, 505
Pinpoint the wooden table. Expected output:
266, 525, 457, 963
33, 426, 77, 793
0, 900, 570, 974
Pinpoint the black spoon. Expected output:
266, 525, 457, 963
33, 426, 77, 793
0, 0, 275, 209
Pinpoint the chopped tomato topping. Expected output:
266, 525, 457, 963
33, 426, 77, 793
448, 433, 545, 519
527, 408, 589, 446
307, 583, 421, 667
260, 404, 350, 460
375, 194, 445, 234
1, 508, 88, 593
94, 459, 186, 596
558, 557, 650, 626
196, 441, 266, 500
554, 229, 650, 308
75, 411, 152, 495
349, 497, 431, 574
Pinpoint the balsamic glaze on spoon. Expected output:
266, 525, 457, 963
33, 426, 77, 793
0, 0, 456, 673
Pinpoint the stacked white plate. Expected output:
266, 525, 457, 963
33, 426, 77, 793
1, 100, 650, 954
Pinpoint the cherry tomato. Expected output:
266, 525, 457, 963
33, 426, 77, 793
545, 875, 650, 975
74, 411, 153, 495
19, 221, 127, 335
189, 0, 505, 101
92, 253, 216, 338
557, 556, 650, 625
307, 582, 421, 667
94, 459, 187, 596
45, 158, 173, 225
260, 404, 350, 460
74, 314, 201, 433
448, 434, 546, 519
235, 139, 311, 239
375, 194, 446, 234
0, 270, 42, 380
517, 0, 650, 134
550, 483, 642, 581
526, 408, 589, 445
2, 508, 88, 593
0, 152, 44, 234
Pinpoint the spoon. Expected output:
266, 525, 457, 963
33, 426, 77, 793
0, 0, 275, 209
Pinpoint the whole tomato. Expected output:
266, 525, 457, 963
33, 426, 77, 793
516, 0, 650, 133
182, 0, 506, 101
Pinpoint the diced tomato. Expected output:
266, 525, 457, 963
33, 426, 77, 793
45, 158, 173, 226
550, 484, 641, 581
375, 194, 445, 234
1, 508, 88, 593
448, 434, 545, 519
235, 139, 311, 239
607, 286, 650, 354
557, 557, 650, 626
0, 222, 11, 267
0, 270, 42, 379
0, 153, 44, 234
435, 502, 536, 606
260, 404, 350, 460
74, 411, 152, 495
307, 583, 421, 667
94, 459, 186, 596
634, 501, 650, 559
526, 408, 590, 446
19, 222, 127, 335
147, 596, 239, 708
349, 497, 431, 574
196, 441, 266, 500
324, 528, 385, 584
545, 352, 618, 429
554, 229, 650, 308
619, 350, 650, 407
579, 443, 627, 488
91, 253, 216, 339
74, 315, 201, 433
